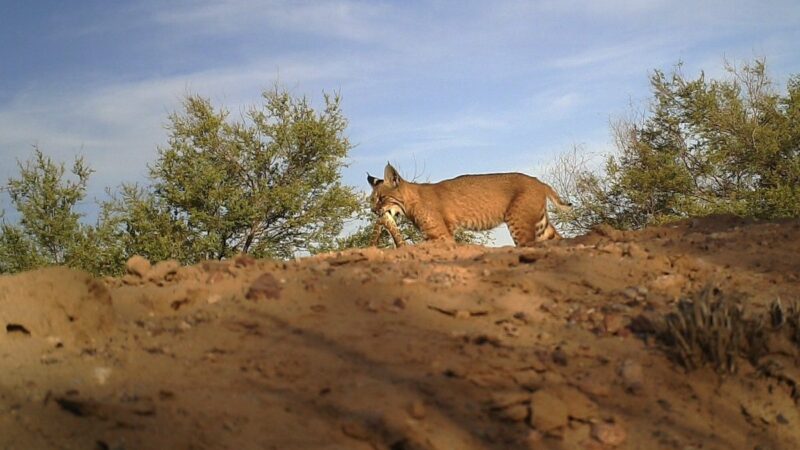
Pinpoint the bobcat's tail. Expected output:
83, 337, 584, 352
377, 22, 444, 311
545, 184, 572, 211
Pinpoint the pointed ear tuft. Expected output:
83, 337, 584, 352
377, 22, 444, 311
384, 163, 403, 187
367, 173, 382, 187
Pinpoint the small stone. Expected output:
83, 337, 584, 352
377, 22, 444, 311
513, 370, 544, 391
454, 310, 471, 319
574, 378, 610, 398
649, 274, 687, 299
125, 255, 151, 277
409, 400, 426, 419
500, 403, 530, 422
591, 422, 626, 446
529, 390, 569, 432
619, 359, 644, 393
341, 421, 370, 440
624, 243, 648, 259
526, 430, 544, 444
207, 294, 222, 304
621, 287, 639, 300
491, 391, 532, 408
604, 314, 625, 334
553, 386, 598, 420
93, 367, 112, 385
178, 321, 192, 331
246, 272, 283, 301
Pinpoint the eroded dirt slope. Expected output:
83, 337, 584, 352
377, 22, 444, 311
1, 215, 799, 449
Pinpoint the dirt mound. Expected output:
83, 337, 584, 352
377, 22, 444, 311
0, 267, 114, 348
1, 215, 799, 449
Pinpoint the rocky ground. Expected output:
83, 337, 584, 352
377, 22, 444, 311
1, 215, 799, 450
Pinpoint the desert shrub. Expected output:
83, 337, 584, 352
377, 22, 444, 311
655, 285, 800, 374
547, 59, 800, 234
0, 87, 361, 275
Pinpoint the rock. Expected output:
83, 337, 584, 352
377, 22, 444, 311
409, 400, 426, 419
621, 287, 639, 301
525, 430, 544, 445
591, 422, 626, 446
125, 255, 151, 277
528, 389, 569, 432
454, 310, 471, 319
553, 386, 598, 420
491, 391, 532, 408
623, 243, 648, 259
618, 359, 644, 393
648, 274, 687, 299
148, 260, 181, 282
93, 367, 112, 385
604, 314, 625, 334
341, 421, 370, 440
573, 377, 610, 398
513, 370, 545, 391
500, 403, 530, 422
597, 243, 624, 257
246, 272, 283, 301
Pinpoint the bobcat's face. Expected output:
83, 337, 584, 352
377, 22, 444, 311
367, 165, 407, 218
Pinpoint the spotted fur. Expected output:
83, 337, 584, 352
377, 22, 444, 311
367, 163, 570, 246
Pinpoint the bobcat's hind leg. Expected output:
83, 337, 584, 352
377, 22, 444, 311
505, 195, 553, 247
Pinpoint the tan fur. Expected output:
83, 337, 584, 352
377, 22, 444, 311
367, 164, 570, 246
370, 212, 405, 247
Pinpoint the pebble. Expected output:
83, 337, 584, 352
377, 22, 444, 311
341, 421, 370, 440
604, 314, 625, 334
619, 359, 644, 393
93, 367, 112, 385
409, 400, 426, 419
500, 403, 530, 422
591, 422, 627, 446
454, 310, 471, 319
529, 389, 569, 432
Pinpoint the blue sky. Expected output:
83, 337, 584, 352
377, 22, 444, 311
2, 0, 799, 245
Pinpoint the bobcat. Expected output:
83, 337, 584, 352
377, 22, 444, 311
367, 163, 571, 246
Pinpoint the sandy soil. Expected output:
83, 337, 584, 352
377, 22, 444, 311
1, 215, 799, 450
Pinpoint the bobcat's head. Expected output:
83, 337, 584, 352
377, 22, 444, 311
367, 163, 407, 218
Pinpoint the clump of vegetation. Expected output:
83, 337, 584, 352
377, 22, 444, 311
0, 87, 361, 275
548, 58, 800, 235
656, 285, 800, 374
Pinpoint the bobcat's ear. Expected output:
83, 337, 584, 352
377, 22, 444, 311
366, 173, 383, 187
384, 163, 403, 187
